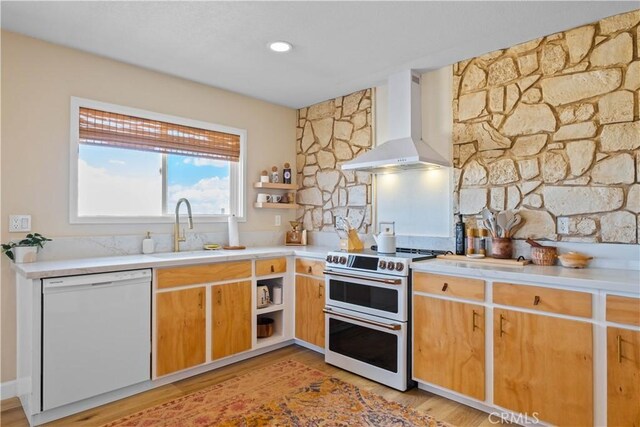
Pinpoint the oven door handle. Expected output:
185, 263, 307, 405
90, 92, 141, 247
323, 307, 402, 331
323, 270, 402, 285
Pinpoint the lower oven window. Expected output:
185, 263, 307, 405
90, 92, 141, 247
329, 318, 398, 373
329, 280, 398, 314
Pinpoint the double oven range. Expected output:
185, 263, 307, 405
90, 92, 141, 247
323, 247, 445, 391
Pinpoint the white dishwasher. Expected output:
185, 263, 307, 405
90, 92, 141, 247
42, 269, 151, 410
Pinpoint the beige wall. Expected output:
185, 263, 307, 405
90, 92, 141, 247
1, 31, 296, 382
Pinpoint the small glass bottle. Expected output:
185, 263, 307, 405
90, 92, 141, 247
466, 228, 476, 255
478, 228, 488, 255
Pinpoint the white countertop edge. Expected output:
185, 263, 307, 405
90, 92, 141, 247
12, 246, 332, 279
411, 259, 640, 294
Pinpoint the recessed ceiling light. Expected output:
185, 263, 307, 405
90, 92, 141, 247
269, 41, 292, 53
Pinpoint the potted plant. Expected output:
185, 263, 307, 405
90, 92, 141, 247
2, 233, 52, 263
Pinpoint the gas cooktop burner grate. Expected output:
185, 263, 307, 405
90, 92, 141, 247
370, 246, 449, 256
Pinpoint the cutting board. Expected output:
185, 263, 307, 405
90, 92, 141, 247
436, 254, 530, 266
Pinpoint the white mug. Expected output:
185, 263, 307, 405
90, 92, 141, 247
271, 194, 282, 203
257, 193, 272, 203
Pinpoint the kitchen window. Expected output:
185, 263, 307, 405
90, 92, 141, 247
69, 98, 246, 223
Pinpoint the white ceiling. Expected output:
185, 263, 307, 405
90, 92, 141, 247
1, 1, 637, 109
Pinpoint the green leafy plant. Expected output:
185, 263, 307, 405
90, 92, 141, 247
1, 233, 52, 261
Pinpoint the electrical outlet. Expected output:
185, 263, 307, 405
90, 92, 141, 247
275, 215, 281, 226
557, 217, 569, 234
9, 215, 31, 232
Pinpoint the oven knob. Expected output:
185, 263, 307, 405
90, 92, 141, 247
339, 256, 347, 265
396, 263, 404, 272
332, 255, 340, 263
387, 261, 395, 270
379, 260, 387, 269
326, 255, 332, 263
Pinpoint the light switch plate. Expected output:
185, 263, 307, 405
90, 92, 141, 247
9, 215, 31, 232
275, 215, 281, 226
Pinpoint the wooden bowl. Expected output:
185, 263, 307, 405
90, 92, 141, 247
558, 252, 593, 269
530, 246, 557, 266
257, 317, 274, 338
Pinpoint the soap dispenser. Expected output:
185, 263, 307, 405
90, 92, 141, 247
142, 231, 155, 254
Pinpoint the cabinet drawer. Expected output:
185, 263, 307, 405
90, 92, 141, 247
413, 272, 485, 301
255, 257, 287, 276
607, 295, 640, 326
157, 261, 252, 289
295, 258, 325, 277
493, 282, 592, 318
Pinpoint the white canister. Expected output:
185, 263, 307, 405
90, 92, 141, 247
272, 286, 283, 305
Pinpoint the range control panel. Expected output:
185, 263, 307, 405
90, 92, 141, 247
325, 251, 409, 277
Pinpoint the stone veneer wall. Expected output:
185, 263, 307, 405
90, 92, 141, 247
453, 9, 640, 243
295, 89, 373, 232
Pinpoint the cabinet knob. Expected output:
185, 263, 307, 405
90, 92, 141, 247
270, 265, 275, 273
308, 266, 313, 274
533, 295, 541, 306
442, 283, 449, 292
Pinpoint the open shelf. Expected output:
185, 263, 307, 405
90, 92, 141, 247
254, 202, 298, 209
256, 310, 284, 348
254, 182, 297, 190
257, 304, 285, 315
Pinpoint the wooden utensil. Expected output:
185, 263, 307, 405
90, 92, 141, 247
526, 238, 542, 247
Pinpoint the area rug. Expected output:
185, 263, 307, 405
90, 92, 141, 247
103, 359, 447, 426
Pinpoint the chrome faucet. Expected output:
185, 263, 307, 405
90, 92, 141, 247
174, 198, 193, 252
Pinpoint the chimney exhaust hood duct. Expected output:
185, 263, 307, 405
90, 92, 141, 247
341, 70, 450, 173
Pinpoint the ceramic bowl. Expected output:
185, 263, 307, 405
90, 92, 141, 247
558, 252, 593, 269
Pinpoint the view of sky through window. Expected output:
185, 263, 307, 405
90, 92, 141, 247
78, 145, 230, 217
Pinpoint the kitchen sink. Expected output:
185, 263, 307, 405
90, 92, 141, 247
150, 250, 223, 259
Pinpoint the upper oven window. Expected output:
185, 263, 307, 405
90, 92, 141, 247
328, 279, 398, 314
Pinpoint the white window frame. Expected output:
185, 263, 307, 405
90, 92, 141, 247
69, 97, 247, 224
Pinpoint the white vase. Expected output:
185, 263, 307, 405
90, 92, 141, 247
13, 246, 38, 263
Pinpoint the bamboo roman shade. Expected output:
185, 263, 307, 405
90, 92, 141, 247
79, 107, 240, 162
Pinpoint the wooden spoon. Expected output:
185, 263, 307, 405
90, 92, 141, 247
526, 238, 542, 247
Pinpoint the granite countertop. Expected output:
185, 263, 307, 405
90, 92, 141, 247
12, 245, 332, 279
411, 259, 640, 294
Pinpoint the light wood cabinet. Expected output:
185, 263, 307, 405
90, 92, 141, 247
493, 282, 592, 318
413, 272, 484, 301
157, 261, 251, 289
156, 287, 206, 377
494, 308, 593, 426
255, 257, 287, 276
413, 295, 485, 400
212, 281, 252, 360
607, 327, 640, 426
295, 275, 325, 348
607, 295, 640, 326
295, 258, 325, 277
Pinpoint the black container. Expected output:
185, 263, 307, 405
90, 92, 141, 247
455, 214, 466, 255
283, 164, 292, 184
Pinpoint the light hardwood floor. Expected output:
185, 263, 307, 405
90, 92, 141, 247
1, 345, 500, 426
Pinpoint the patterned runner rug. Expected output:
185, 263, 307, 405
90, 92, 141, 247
103, 359, 448, 426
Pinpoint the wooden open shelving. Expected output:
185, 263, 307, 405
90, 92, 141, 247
254, 202, 298, 209
254, 181, 298, 209
253, 182, 297, 190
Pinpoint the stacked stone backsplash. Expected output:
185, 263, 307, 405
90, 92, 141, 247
296, 89, 373, 232
453, 9, 640, 244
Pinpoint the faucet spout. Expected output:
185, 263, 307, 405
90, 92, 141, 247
174, 198, 193, 252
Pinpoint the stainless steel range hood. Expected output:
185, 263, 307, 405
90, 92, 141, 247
342, 70, 450, 173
